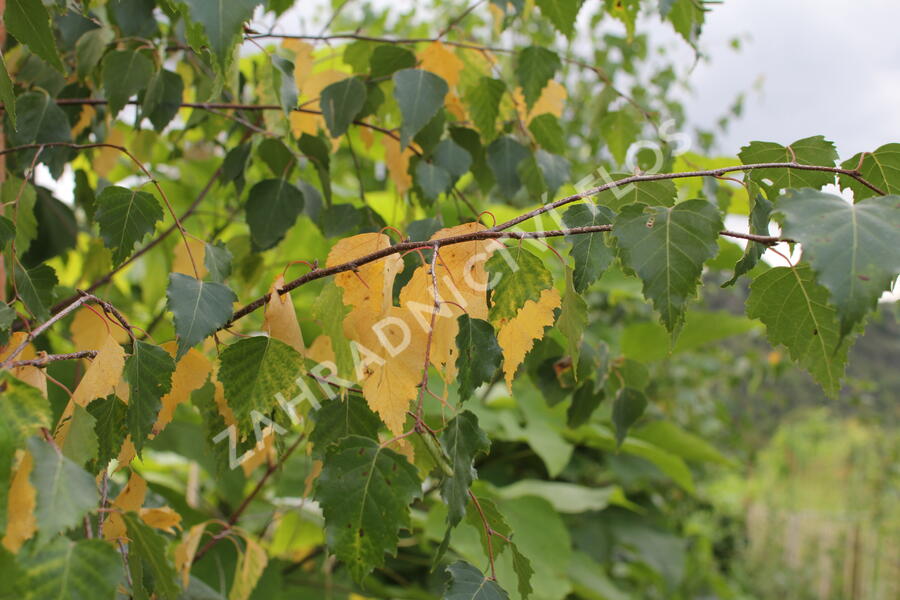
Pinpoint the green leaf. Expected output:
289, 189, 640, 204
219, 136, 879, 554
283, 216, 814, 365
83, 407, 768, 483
612, 200, 723, 335
369, 45, 416, 78
515, 46, 560, 110
595, 174, 676, 211
142, 69, 184, 131
444, 561, 509, 600
599, 110, 641, 165
746, 265, 850, 397
167, 273, 237, 360
59, 405, 98, 467
722, 192, 772, 287
320, 77, 366, 138
486, 136, 529, 197
311, 282, 354, 380
182, 0, 263, 67
535, 0, 584, 38
632, 421, 734, 466
0, 375, 50, 445
246, 179, 305, 251
464, 77, 505, 140
257, 138, 295, 176
75, 27, 114, 81
665, 0, 705, 45
28, 436, 98, 541
558, 268, 587, 371
95, 186, 164, 266
611, 387, 648, 447
0, 303, 15, 346
485, 245, 553, 325
0, 216, 15, 248
562, 204, 615, 292
393, 69, 448, 148
204, 241, 232, 283
0, 55, 16, 130
124, 341, 175, 454
9, 92, 72, 177
218, 336, 304, 435
440, 411, 490, 527
528, 114, 565, 154
454, 315, 502, 402
123, 512, 181, 600
298, 133, 332, 203
567, 383, 604, 428
738, 135, 838, 191
309, 395, 381, 458
415, 161, 452, 201
19, 538, 122, 600
534, 150, 569, 197
271, 54, 297, 115
101, 50, 154, 115
839, 143, 900, 200
433, 139, 472, 179
775, 189, 900, 335
5, 0, 65, 72
86, 395, 127, 471
314, 436, 422, 582
13, 262, 57, 321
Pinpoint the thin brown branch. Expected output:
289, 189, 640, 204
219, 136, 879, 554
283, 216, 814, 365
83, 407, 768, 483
10, 350, 98, 368
467, 490, 498, 580
225, 162, 879, 328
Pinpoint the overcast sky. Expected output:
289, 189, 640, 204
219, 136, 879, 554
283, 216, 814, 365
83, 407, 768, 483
683, 0, 900, 157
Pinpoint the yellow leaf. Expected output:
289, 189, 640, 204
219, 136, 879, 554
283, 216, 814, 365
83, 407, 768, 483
327, 233, 402, 317
398, 223, 502, 381
282, 39, 315, 90
358, 126, 374, 149
153, 343, 212, 435
0, 332, 47, 396
241, 427, 276, 476
95, 128, 126, 178
445, 92, 468, 121
348, 306, 424, 436
70, 307, 128, 353
230, 535, 268, 600
172, 237, 208, 279
497, 288, 561, 389
263, 275, 305, 352
289, 110, 319, 138
71, 334, 127, 407
1, 452, 36, 552
139, 506, 182, 533
488, 3, 505, 35
213, 378, 237, 428
115, 436, 136, 472
306, 334, 335, 365
175, 522, 208, 587
418, 42, 464, 88
303, 459, 323, 498
104, 470, 147, 540
384, 135, 414, 196
71, 105, 96, 137
517, 80, 567, 124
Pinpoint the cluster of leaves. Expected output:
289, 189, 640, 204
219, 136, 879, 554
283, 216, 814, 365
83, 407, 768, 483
0, 0, 898, 599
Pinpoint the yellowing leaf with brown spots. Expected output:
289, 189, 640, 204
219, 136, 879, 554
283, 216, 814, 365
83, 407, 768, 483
153, 342, 212, 435
172, 237, 207, 278
71, 334, 126, 407
1, 452, 36, 552
175, 522, 208, 587
231, 534, 268, 600
398, 223, 502, 381
418, 42, 464, 88
104, 470, 147, 540
263, 275, 305, 352
497, 288, 561, 389
139, 506, 182, 533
